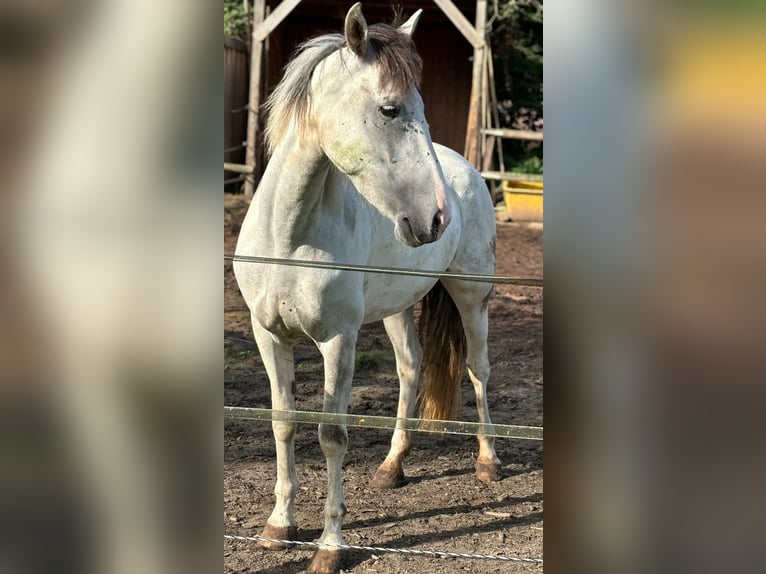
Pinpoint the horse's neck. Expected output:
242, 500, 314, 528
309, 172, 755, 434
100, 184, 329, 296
252, 133, 334, 250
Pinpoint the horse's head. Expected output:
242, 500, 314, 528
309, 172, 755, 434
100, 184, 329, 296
312, 4, 451, 247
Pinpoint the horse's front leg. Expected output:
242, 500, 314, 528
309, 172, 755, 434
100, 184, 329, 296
251, 321, 298, 549
372, 308, 421, 488
308, 330, 357, 574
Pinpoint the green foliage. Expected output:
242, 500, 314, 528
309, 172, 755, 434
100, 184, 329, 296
507, 155, 543, 175
224, 0, 248, 40
489, 0, 543, 173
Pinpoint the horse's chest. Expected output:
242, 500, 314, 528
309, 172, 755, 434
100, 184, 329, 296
252, 275, 361, 342
251, 285, 311, 340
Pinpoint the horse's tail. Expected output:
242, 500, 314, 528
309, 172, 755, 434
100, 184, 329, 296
417, 281, 466, 421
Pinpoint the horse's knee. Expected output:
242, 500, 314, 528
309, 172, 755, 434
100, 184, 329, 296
272, 421, 296, 443
318, 424, 347, 455
396, 362, 419, 382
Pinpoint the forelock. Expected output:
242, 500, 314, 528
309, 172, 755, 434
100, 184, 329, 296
365, 24, 422, 94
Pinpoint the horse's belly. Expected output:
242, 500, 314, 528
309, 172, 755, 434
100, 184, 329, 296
362, 275, 438, 324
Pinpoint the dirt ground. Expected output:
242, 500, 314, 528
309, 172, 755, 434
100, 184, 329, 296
224, 194, 543, 573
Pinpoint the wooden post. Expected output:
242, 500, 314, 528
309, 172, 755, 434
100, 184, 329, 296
243, 0, 251, 53
243, 0, 266, 200
463, 0, 487, 168
487, 47, 506, 174
243, 0, 304, 200
480, 45, 489, 167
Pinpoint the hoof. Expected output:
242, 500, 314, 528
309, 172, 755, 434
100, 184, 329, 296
371, 464, 406, 489
307, 549, 344, 574
475, 461, 502, 483
257, 523, 297, 550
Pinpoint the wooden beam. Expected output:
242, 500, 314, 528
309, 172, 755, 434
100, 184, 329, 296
224, 162, 255, 174
463, 0, 487, 167
481, 128, 544, 142
432, 0, 484, 49
481, 171, 544, 183
243, 0, 267, 200
253, 0, 303, 42
486, 50, 506, 173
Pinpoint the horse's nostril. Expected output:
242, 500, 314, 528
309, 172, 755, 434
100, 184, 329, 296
431, 210, 442, 241
398, 216, 419, 245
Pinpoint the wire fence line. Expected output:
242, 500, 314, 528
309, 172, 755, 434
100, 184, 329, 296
223, 174, 256, 186
223, 250, 544, 440
224, 533, 543, 564
224, 407, 544, 565
223, 175, 245, 186
224, 141, 247, 153
224, 254, 543, 287
225, 406, 543, 440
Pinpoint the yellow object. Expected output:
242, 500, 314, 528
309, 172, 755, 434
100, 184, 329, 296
664, 24, 766, 123
502, 179, 543, 222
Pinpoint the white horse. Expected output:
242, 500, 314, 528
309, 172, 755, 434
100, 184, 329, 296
234, 4, 500, 572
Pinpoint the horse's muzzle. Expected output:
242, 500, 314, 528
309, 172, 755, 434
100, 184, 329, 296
396, 209, 449, 247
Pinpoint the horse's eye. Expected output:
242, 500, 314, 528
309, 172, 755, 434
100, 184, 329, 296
379, 105, 400, 119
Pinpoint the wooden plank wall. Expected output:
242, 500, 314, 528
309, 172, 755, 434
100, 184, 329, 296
224, 36, 249, 183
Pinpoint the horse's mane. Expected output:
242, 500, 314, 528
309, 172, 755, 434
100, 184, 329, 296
264, 24, 423, 155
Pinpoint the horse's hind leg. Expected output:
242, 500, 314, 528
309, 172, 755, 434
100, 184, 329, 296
371, 307, 421, 489
251, 321, 299, 548
442, 279, 502, 482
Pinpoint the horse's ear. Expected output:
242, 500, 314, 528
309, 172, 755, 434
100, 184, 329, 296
345, 2, 368, 58
398, 9, 422, 37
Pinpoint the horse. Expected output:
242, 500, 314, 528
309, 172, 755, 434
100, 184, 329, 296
233, 4, 501, 572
